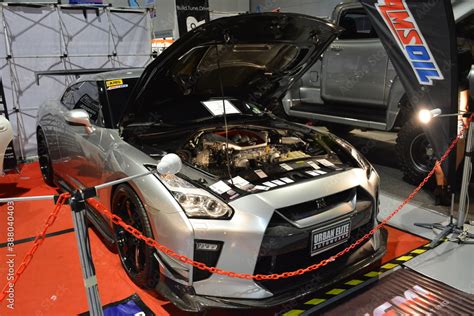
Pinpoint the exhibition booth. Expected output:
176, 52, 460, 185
0, 1, 473, 315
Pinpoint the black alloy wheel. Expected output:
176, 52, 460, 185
36, 128, 55, 186
112, 184, 158, 289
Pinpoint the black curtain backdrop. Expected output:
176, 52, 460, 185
361, 0, 458, 183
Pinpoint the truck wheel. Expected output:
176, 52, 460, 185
396, 119, 436, 185
112, 184, 159, 289
325, 123, 355, 136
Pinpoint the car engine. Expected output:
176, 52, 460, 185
179, 127, 324, 177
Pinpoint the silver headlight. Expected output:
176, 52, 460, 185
159, 174, 233, 219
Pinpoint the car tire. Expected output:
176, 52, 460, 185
396, 119, 436, 185
325, 123, 355, 135
112, 184, 159, 289
36, 128, 55, 187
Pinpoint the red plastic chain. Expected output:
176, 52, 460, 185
0, 193, 70, 302
88, 115, 472, 281
0, 116, 468, 305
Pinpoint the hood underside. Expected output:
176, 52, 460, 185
121, 13, 340, 127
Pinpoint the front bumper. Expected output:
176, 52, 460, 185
156, 227, 387, 312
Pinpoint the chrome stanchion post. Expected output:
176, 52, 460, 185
70, 188, 104, 316
456, 118, 474, 229
65, 153, 181, 315
415, 111, 474, 246
0, 154, 182, 314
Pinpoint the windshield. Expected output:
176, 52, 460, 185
127, 98, 264, 125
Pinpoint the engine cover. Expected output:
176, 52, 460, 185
193, 129, 281, 169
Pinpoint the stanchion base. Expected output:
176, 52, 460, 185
414, 221, 474, 248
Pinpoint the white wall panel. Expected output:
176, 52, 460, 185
109, 9, 151, 56
0, 57, 70, 157
59, 8, 110, 55
3, 6, 61, 56
0, 4, 152, 158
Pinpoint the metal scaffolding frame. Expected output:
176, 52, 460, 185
0, 3, 153, 160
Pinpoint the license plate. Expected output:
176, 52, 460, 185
310, 219, 351, 256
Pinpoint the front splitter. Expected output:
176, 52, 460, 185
156, 228, 388, 313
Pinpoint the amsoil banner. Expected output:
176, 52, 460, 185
176, 0, 210, 36
361, 0, 458, 178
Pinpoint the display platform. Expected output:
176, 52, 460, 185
311, 268, 473, 315
0, 163, 469, 315
281, 242, 431, 315
282, 244, 474, 315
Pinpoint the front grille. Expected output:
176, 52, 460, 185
254, 220, 374, 294
254, 186, 376, 294
276, 188, 356, 221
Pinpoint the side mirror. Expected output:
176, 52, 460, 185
65, 109, 94, 134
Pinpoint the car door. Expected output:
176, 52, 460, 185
321, 7, 389, 106
54, 82, 83, 180
297, 59, 324, 105
56, 81, 109, 189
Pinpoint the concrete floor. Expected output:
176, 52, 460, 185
323, 128, 474, 221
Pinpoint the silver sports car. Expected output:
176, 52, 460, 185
36, 13, 387, 312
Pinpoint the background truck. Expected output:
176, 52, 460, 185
279, 0, 473, 184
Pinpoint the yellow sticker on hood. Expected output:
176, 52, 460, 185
106, 79, 123, 88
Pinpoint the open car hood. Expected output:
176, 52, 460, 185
120, 13, 340, 127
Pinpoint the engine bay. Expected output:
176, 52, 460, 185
177, 127, 327, 178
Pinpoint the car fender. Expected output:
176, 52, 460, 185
36, 100, 65, 165
98, 141, 196, 281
